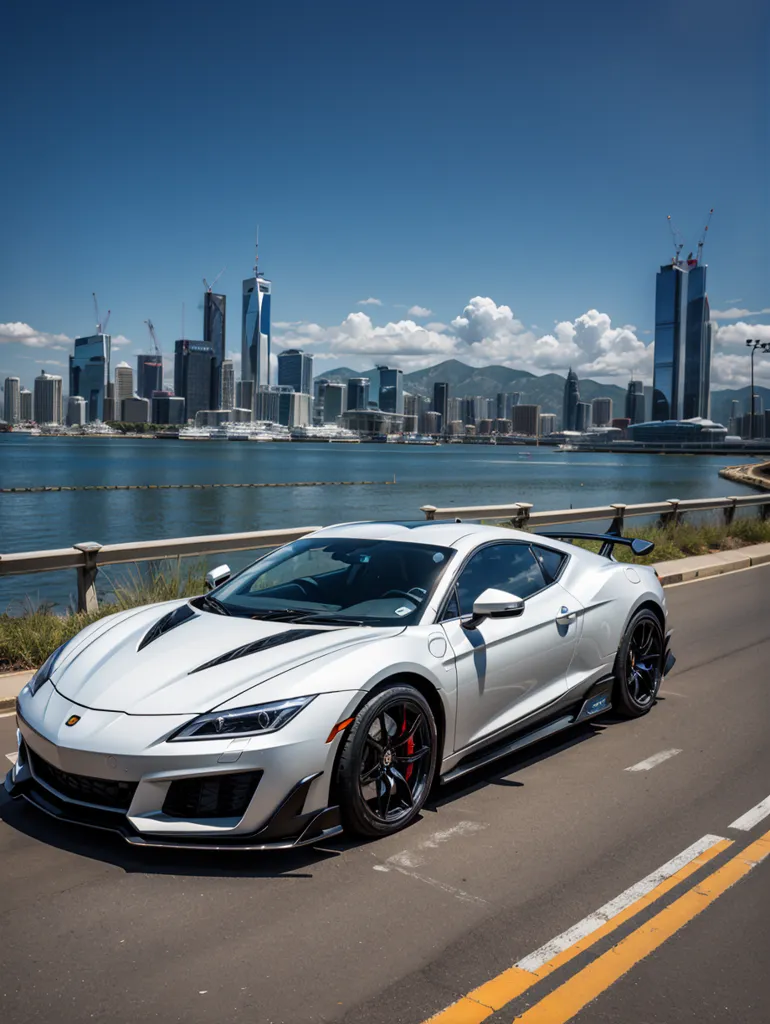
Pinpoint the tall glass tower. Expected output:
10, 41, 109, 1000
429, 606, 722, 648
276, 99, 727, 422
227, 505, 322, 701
653, 260, 711, 421
69, 334, 111, 422
277, 349, 314, 395
562, 369, 580, 430
242, 243, 271, 398
203, 291, 226, 405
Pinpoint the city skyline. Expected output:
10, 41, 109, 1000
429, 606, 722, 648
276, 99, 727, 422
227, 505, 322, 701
1, 2, 768, 393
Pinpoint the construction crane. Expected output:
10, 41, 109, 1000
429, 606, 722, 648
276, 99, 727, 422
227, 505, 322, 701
696, 208, 714, 264
92, 292, 111, 334
144, 319, 162, 359
666, 215, 684, 265
203, 266, 226, 293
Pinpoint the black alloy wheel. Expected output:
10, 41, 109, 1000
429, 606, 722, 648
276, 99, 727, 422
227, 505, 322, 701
336, 684, 438, 837
613, 610, 664, 718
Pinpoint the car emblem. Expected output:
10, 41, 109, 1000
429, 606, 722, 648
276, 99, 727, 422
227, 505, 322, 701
561, 606, 568, 615
383, 750, 393, 767
65, 715, 81, 727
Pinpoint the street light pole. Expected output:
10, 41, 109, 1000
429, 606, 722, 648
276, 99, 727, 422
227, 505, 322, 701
746, 339, 770, 440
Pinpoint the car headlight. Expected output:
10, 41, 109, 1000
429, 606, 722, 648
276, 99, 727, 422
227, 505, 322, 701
26, 643, 71, 697
169, 696, 316, 741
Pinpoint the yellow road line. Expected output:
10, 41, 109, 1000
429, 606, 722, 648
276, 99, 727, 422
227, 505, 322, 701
424, 838, 731, 1023
514, 829, 770, 1024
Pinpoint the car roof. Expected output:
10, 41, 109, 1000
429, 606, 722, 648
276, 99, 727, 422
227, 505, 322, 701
310, 520, 539, 548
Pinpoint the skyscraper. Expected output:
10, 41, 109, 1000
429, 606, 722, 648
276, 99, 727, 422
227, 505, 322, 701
433, 382, 449, 427
323, 383, 346, 423
3, 377, 20, 424
69, 334, 111, 421
591, 397, 612, 426
19, 388, 32, 421
34, 371, 63, 424
377, 367, 404, 414
221, 359, 235, 410
203, 290, 226, 404
653, 259, 712, 420
277, 349, 314, 395
136, 354, 163, 399
625, 380, 645, 424
575, 402, 592, 431
562, 369, 579, 430
242, 242, 271, 394
347, 377, 370, 410
174, 340, 216, 421
66, 396, 87, 427
114, 361, 134, 418
512, 404, 541, 435
151, 392, 185, 425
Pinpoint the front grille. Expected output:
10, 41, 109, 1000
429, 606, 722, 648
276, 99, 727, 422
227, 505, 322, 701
29, 750, 137, 812
162, 770, 263, 819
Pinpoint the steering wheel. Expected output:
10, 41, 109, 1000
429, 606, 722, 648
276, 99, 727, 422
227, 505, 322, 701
382, 587, 427, 602
296, 576, 322, 599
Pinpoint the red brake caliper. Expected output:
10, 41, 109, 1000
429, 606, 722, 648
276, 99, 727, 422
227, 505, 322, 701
403, 708, 414, 782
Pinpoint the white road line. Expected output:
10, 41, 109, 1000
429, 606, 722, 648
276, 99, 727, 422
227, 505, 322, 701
729, 795, 770, 832
625, 748, 682, 772
385, 864, 488, 905
515, 833, 726, 973
0, 710, 18, 719
5, 752, 17, 765
386, 820, 488, 869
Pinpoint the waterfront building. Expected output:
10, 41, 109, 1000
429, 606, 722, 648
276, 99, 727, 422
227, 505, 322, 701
653, 260, 712, 421
403, 414, 418, 433
103, 382, 116, 422
66, 396, 87, 427
539, 413, 557, 435
447, 419, 464, 435
3, 377, 20, 424
203, 291, 226, 403
627, 418, 727, 445
728, 399, 741, 436
236, 379, 254, 413
562, 368, 580, 431
242, 246, 271, 394
496, 392, 520, 419
591, 397, 612, 426
254, 384, 290, 423
19, 388, 32, 421
462, 396, 478, 425
377, 367, 404, 414
625, 380, 645, 424
433, 382, 449, 426
512, 404, 541, 435
230, 407, 251, 423
380, 385, 399, 413
478, 418, 494, 435
277, 349, 314, 396
447, 397, 462, 423
346, 377, 370, 411
121, 397, 150, 423
221, 359, 235, 410
70, 333, 111, 421
575, 401, 592, 432
495, 418, 512, 435
340, 409, 404, 435
288, 392, 312, 428
174, 340, 216, 422
114, 361, 134, 416
34, 371, 63, 424
151, 391, 185, 425
136, 355, 163, 399
414, 394, 430, 432
423, 410, 442, 433
323, 382, 346, 423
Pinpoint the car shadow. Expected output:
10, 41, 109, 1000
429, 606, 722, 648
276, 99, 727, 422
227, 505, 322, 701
1, 718, 614, 877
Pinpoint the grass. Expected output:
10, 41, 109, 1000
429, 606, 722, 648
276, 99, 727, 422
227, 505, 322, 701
0, 561, 207, 672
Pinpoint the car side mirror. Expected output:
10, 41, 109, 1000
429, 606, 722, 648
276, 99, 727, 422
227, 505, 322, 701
464, 588, 525, 630
630, 538, 654, 556
205, 564, 231, 590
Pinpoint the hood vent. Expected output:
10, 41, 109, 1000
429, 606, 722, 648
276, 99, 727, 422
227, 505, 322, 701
138, 603, 197, 652
189, 629, 324, 675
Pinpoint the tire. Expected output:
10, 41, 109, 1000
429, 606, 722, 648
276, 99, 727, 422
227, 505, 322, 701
612, 609, 664, 718
336, 684, 438, 838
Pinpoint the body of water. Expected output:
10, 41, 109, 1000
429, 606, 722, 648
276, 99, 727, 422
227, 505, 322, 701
0, 435, 754, 610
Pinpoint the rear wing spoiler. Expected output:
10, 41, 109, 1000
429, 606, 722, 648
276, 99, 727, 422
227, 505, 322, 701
535, 531, 654, 560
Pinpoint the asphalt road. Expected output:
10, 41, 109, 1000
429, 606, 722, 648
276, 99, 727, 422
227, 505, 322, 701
1, 564, 769, 1024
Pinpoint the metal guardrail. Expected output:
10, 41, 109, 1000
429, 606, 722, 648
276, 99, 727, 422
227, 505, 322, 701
3, 493, 770, 613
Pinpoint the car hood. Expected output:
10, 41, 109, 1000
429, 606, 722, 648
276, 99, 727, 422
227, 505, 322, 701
52, 601, 402, 715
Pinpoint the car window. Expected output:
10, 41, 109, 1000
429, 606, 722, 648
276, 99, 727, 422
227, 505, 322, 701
531, 545, 567, 582
455, 544, 547, 615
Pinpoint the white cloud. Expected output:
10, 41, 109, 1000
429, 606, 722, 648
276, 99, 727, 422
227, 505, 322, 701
111, 334, 133, 348
407, 305, 432, 318
0, 322, 71, 350
357, 297, 382, 306
710, 307, 770, 319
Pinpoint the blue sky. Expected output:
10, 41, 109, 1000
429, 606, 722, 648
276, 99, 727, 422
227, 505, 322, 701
1, 0, 768, 392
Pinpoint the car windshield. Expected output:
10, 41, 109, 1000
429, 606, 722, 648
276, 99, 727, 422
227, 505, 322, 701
210, 537, 455, 626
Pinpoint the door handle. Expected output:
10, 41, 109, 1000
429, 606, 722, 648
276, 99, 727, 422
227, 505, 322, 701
556, 607, 577, 625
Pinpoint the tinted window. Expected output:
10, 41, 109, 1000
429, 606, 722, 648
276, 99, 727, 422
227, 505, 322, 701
531, 545, 566, 582
455, 544, 546, 615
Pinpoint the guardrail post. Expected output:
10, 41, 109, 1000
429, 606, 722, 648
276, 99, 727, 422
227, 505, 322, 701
512, 502, 533, 529
421, 505, 437, 521
609, 503, 627, 534
658, 500, 680, 528
723, 496, 739, 526
74, 542, 102, 613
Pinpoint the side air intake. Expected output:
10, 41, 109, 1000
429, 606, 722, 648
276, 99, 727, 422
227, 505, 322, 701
138, 604, 197, 652
189, 629, 323, 674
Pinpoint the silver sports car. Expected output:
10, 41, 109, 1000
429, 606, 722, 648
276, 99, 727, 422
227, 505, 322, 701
6, 520, 673, 849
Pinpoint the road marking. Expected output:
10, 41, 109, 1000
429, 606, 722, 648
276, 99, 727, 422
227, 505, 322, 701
512, 828, 770, 1024
729, 794, 770, 832
5, 752, 17, 765
0, 710, 17, 719
385, 864, 488, 905
386, 821, 488, 869
625, 748, 682, 772
422, 833, 729, 1023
